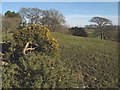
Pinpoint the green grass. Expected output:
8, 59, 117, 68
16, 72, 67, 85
85, 29, 95, 38
3, 32, 13, 42
53, 32, 118, 88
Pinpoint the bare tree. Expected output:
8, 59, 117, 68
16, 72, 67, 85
90, 16, 112, 39
41, 9, 65, 32
19, 8, 42, 24
19, 8, 65, 32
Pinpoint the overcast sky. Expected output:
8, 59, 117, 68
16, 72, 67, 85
2, 2, 118, 27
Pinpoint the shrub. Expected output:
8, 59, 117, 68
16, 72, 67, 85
2, 63, 20, 88
13, 24, 59, 56
16, 53, 62, 88
69, 27, 88, 37
2, 24, 85, 88
2, 52, 83, 88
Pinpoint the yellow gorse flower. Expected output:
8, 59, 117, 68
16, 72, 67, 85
13, 24, 59, 56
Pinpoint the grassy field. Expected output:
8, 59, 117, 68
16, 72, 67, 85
53, 32, 118, 88
85, 29, 95, 38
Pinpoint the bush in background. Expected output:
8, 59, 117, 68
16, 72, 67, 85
69, 26, 88, 37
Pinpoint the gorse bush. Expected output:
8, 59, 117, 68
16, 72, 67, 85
2, 52, 83, 88
2, 63, 19, 88
13, 24, 59, 56
2, 24, 63, 88
2, 24, 84, 88
17, 53, 60, 88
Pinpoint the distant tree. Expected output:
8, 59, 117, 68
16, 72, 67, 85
56, 24, 70, 34
85, 25, 97, 30
89, 17, 112, 39
19, 8, 42, 24
5, 10, 20, 18
103, 25, 118, 41
69, 26, 88, 37
2, 11, 22, 33
19, 8, 65, 32
41, 9, 65, 32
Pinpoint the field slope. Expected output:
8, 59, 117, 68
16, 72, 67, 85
53, 32, 118, 88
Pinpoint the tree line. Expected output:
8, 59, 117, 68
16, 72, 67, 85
2, 7, 119, 42
2, 8, 65, 33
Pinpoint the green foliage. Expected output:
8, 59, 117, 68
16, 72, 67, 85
2, 63, 19, 88
5, 10, 20, 18
3, 32, 13, 42
17, 53, 58, 88
3, 24, 84, 88
2, 52, 83, 88
13, 24, 59, 56
69, 27, 88, 37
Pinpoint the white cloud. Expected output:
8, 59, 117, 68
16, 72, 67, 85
65, 14, 118, 27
